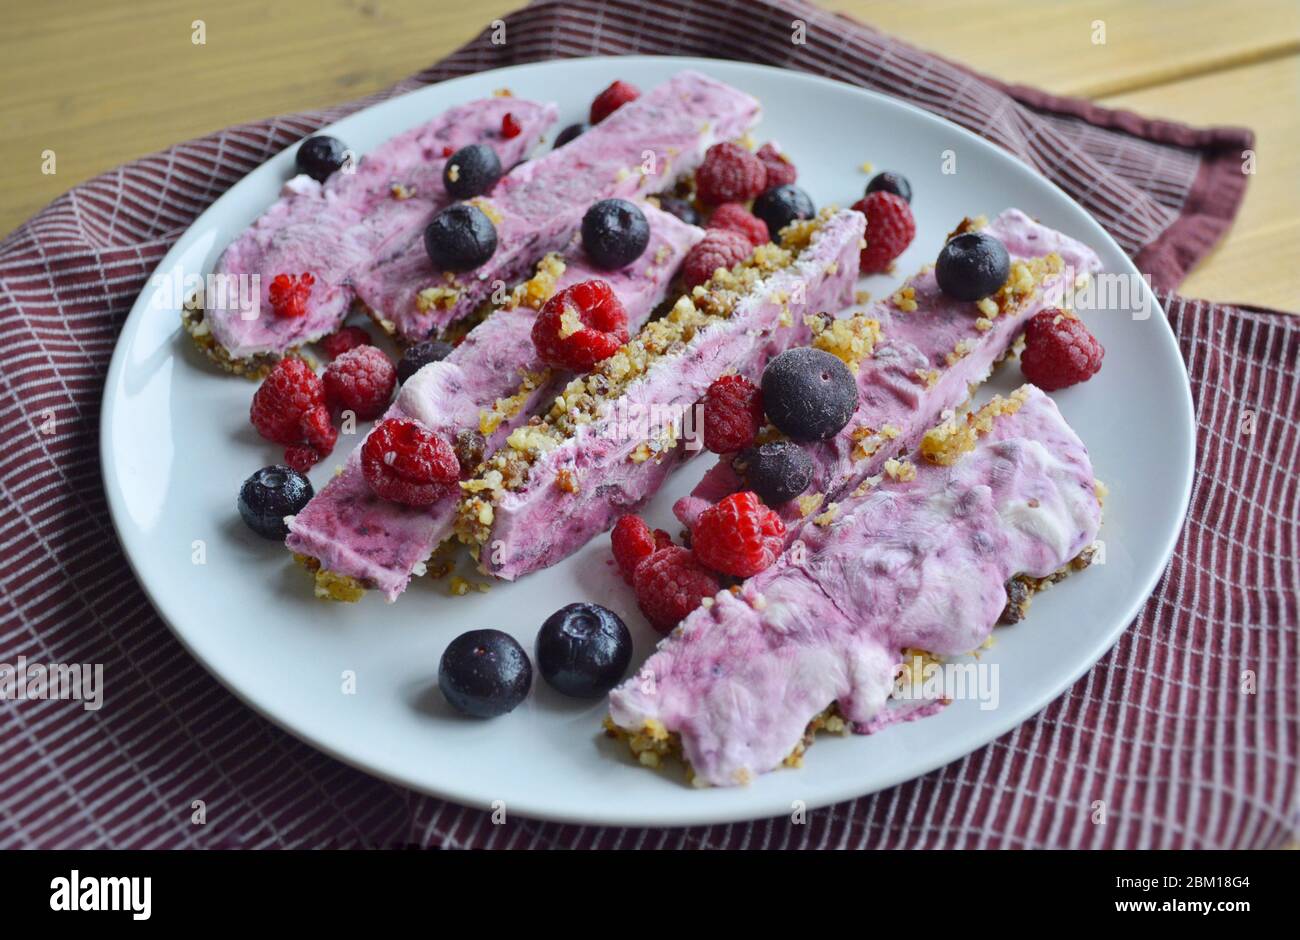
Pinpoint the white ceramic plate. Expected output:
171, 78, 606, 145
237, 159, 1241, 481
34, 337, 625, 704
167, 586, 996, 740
102, 56, 1194, 828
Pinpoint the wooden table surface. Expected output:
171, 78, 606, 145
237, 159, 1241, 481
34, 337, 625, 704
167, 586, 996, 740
3, 0, 1297, 309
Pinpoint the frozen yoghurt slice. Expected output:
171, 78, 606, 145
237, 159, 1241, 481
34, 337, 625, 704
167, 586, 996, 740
608, 385, 1103, 786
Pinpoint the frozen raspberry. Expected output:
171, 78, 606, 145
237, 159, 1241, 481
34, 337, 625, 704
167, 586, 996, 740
692, 491, 785, 578
323, 345, 397, 420
756, 142, 797, 188
590, 80, 640, 124
1020, 309, 1105, 391
682, 229, 753, 289
851, 191, 916, 274
633, 546, 721, 633
250, 358, 336, 469
611, 515, 674, 583
702, 374, 764, 454
319, 325, 372, 359
501, 112, 522, 139
267, 273, 314, 319
707, 203, 770, 247
694, 142, 767, 206
361, 418, 460, 507
531, 279, 628, 372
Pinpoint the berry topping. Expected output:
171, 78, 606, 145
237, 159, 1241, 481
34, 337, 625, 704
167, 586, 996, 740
654, 195, 702, 226
318, 325, 372, 359
694, 142, 767, 206
438, 629, 532, 718
701, 374, 764, 454
1020, 309, 1105, 391
361, 417, 459, 507
396, 339, 454, 385
865, 170, 912, 204
553, 122, 588, 148
692, 491, 785, 578
935, 231, 1011, 301
296, 135, 348, 182
237, 465, 314, 540
611, 515, 673, 583
590, 80, 640, 124
682, 229, 753, 289
707, 202, 770, 247
735, 440, 814, 506
851, 191, 916, 274
443, 143, 502, 199
323, 345, 397, 420
761, 347, 859, 441
756, 142, 797, 189
581, 198, 651, 270
424, 203, 498, 271
633, 546, 721, 634
531, 279, 629, 372
250, 358, 337, 469
535, 603, 633, 698
441, 145, 455, 158
501, 112, 522, 139
752, 184, 815, 241
267, 273, 314, 319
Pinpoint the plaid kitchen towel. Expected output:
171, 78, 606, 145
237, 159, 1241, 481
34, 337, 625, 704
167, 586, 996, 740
0, 0, 1294, 849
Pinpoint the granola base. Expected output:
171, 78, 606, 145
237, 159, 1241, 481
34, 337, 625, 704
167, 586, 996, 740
180, 300, 283, 380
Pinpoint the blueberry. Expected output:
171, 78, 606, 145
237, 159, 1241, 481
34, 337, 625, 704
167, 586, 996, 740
654, 195, 701, 227
535, 603, 633, 698
438, 629, 532, 718
581, 198, 650, 270
443, 143, 502, 199
865, 171, 912, 204
553, 122, 588, 148
296, 135, 349, 183
397, 339, 453, 385
237, 465, 314, 540
735, 441, 814, 506
761, 347, 858, 441
752, 184, 815, 241
425, 204, 498, 271
935, 231, 1011, 301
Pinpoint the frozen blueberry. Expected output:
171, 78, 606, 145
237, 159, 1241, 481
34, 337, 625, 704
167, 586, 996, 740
553, 122, 588, 148
397, 339, 453, 385
935, 231, 1011, 301
443, 143, 502, 199
581, 198, 650, 270
654, 195, 701, 227
865, 171, 912, 204
735, 441, 814, 506
296, 135, 349, 183
535, 603, 633, 698
237, 465, 314, 540
425, 204, 498, 271
752, 184, 815, 241
438, 629, 532, 718
761, 347, 858, 441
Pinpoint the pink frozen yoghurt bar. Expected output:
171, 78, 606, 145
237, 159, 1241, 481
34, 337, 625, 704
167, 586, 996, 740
609, 385, 1103, 786
285, 203, 703, 601
352, 70, 761, 342
457, 208, 866, 582
675, 209, 1103, 533
193, 97, 556, 371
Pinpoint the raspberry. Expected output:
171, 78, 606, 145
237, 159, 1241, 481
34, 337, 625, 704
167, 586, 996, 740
1020, 309, 1105, 391
851, 191, 916, 274
501, 112, 522, 139
442, 145, 454, 158
319, 325, 373, 359
250, 358, 337, 469
633, 546, 721, 633
323, 345, 397, 420
756, 142, 797, 188
694, 142, 767, 206
707, 203, 770, 247
531, 279, 629, 372
682, 229, 753, 289
590, 80, 640, 124
611, 515, 674, 583
361, 418, 460, 507
702, 374, 764, 453
267, 273, 314, 319
692, 491, 785, 578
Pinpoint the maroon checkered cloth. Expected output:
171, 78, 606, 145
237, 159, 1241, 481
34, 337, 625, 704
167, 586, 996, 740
1, 0, 1294, 849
